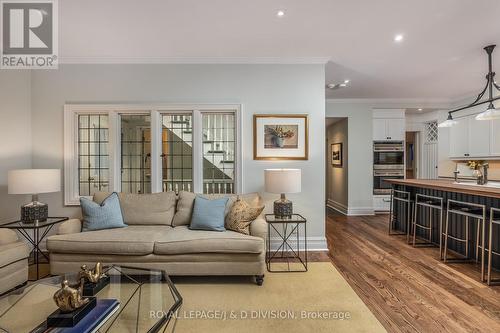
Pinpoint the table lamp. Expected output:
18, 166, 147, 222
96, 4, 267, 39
264, 169, 301, 218
8, 169, 61, 223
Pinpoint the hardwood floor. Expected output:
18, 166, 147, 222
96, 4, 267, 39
325, 208, 500, 333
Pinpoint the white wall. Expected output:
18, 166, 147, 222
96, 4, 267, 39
326, 102, 373, 214
326, 119, 348, 213
0, 71, 32, 223
28, 64, 326, 247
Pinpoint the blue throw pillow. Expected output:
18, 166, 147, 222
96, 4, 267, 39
80, 192, 127, 232
189, 196, 229, 232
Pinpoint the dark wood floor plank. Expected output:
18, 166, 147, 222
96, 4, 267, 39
326, 209, 500, 333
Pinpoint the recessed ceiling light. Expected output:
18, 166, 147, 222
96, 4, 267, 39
394, 34, 404, 42
277, 10, 285, 17
344, 79, 350, 84
418, 108, 423, 111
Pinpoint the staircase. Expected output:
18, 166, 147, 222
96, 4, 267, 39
164, 115, 235, 194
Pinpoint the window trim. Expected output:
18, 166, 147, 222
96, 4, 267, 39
64, 104, 242, 206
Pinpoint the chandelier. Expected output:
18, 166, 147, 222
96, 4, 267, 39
439, 45, 500, 127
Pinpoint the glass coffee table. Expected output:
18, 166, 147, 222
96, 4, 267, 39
0, 266, 182, 333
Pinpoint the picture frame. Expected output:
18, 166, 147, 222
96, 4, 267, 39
331, 143, 342, 167
253, 114, 309, 160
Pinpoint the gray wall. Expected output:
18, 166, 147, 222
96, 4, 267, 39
326, 102, 373, 213
326, 119, 348, 212
28, 64, 326, 246
0, 71, 32, 223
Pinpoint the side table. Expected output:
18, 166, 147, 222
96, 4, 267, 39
265, 214, 308, 272
0, 217, 68, 280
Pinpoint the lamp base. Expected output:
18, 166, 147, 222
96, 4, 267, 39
273, 194, 293, 218
21, 201, 48, 223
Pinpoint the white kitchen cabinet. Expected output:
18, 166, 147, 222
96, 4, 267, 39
469, 117, 491, 157
373, 119, 388, 141
373, 118, 405, 141
449, 117, 469, 158
386, 118, 406, 141
491, 119, 500, 156
449, 115, 500, 159
373, 195, 391, 212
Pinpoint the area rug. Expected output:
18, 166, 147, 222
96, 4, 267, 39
172, 262, 386, 332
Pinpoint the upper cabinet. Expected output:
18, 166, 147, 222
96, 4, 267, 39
449, 115, 498, 159
373, 109, 405, 141
491, 119, 500, 156
449, 118, 469, 158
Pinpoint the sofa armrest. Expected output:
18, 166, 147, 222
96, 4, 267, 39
57, 219, 82, 235
0, 229, 19, 245
250, 215, 267, 241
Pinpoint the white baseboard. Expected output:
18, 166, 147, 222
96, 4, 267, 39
326, 199, 374, 216
326, 199, 348, 215
269, 236, 328, 252
347, 207, 375, 216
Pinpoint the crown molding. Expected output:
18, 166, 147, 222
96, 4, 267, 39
59, 56, 332, 65
326, 98, 452, 109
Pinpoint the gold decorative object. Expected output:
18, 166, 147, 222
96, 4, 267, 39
53, 279, 89, 313
79, 262, 105, 284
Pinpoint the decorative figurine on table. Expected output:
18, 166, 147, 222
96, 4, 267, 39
48, 279, 97, 327
53, 279, 89, 312
78, 262, 110, 296
79, 262, 105, 283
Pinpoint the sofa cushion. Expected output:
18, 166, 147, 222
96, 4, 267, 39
154, 226, 264, 255
172, 191, 196, 226
81, 192, 126, 232
94, 191, 176, 226
0, 241, 29, 268
172, 192, 262, 227
189, 196, 228, 232
47, 226, 171, 255
225, 198, 264, 235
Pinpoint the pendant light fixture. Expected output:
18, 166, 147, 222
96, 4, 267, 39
438, 45, 500, 127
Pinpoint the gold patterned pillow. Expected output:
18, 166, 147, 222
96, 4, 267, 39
226, 197, 264, 235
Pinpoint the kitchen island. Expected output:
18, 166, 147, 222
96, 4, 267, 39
387, 178, 500, 271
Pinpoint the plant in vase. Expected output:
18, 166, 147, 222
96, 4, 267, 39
266, 126, 295, 148
467, 160, 489, 185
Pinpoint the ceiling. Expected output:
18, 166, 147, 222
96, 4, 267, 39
59, 0, 500, 99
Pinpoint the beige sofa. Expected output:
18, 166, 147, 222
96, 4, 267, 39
0, 229, 29, 295
47, 191, 267, 285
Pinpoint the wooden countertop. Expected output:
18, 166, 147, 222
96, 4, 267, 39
386, 179, 500, 199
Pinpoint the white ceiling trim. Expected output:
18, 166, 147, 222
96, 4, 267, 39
59, 56, 332, 65
326, 98, 452, 108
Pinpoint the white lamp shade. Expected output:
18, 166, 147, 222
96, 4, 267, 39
8, 169, 61, 195
265, 169, 301, 194
475, 105, 500, 120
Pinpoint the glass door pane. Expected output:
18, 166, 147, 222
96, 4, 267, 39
78, 114, 110, 196
202, 113, 235, 194
161, 114, 193, 193
120, 115, 151, 194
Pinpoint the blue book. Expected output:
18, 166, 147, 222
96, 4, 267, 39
38, 299, 120, 333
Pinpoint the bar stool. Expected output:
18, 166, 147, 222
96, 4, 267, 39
412, 194, 444, 254
487, 208, 500, 285
443, 199, 486, 282
388, 189, 413, 241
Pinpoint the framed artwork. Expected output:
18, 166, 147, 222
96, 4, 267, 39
331, 143, 342, 167
253, 114, 308, 160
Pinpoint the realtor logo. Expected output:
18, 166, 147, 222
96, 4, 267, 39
1, 0, 58, 69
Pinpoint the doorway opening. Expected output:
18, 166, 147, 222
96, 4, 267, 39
406, 131, 418, 179
325, 117, 348, 215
